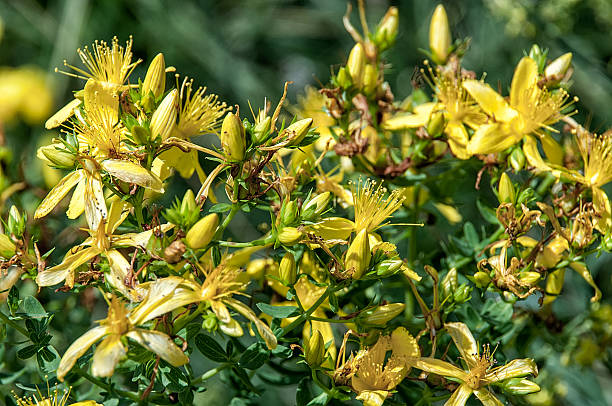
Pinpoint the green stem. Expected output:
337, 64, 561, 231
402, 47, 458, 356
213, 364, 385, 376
0, 311, 29, 337
192, 364, 231, 384
173, 302, 206, 334
74, 368, 140, 402
311, 369, 334, 396
280, 284, 341, 338
308, 316, 354, 324
216, 235, 274, 248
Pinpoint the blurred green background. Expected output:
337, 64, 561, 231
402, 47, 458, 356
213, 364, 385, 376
1, 0, 612, 405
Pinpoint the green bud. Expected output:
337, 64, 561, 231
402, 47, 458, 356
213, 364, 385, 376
426, 111, 446, 137
40, 145, 75, 168
335, 67, 352, 89
345, 229, 371, 279
282, 118, 313, 147
374, 7, 399, 51
473, 271, 491, 288
186, 213, 218, 249
181, 189, 197, 214
453, 284, 472, 303
302, 192, 331, 220
429, 5, 451, 64
441, 268, 458, 299
375, 259, 403, 276
279, 252, 297, 285
220, 112, 246, 161
281, 198, 299, 226
360, 303, 405, 326
500, 378, 540, 395
202, 312, 218, 331
498, 172, 516, 204
509, 147, 526, 171
252, 115, 272, 145
347, 43, 366, 88
303, 330, 325, 367
150, 89, 178, 141
277, 227, 303, 246
8, 206, 25, 238
362, 64, 378, 96
142, 53, 166, 99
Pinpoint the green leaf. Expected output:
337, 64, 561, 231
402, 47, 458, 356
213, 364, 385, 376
256, 303, 300, 319
477, 199, 498, 224
7, 286, 19, 314
17, 345, 37, 359
296, 377, 312, 406
209, 203, 233, 213
22, 296, 46, 318
307, 392, 329, 406
238, 342, 269, 370
194, 334, 229, 362
463, 222, 479, 248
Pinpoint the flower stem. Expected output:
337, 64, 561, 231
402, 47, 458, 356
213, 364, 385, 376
0, 311, 29, 337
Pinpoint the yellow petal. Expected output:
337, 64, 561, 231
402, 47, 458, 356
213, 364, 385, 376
592, 187, 611, 233
444, 322, 479, 368
510, 57, 538, 110
543, 269, 565, 305
446, 123, 471, 159
225, 298, 277, 350
91, 335, 126, 378
434, 202, 462, 224
67, 178, 86, 219
391, 326, 420, 361
105, 249, 135, 298
220, 317, 244, 337
540, 134, 564, 165
309, 217, 355, 241
414, 357, 468, 381
113, 223, 174, 248
444, 383, 473, 406
84, 174, 107, 231
484, 358, 538, 383
34, 169, 84, 219
569, 262, 602, 302
45, 98, 82, 129
106, 199, 131, 234
522, 136, 551, 172
57, 325, 108, 381
101, 159, 164, 192
463, 80, 518, 123
473, 388, 504, 406
355, 390, 388, 406
84, 79, 119, 123
127, 329, 188, 366
36, 246, 100, 286
467, 124, 519, 155
382, 102, 436, 130
129, 276, 197, 325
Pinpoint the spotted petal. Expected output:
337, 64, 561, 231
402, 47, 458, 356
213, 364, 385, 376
57, 325, 108, 381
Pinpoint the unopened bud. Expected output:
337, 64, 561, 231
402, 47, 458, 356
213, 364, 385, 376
453, 284, 472, 302
498, 173, 516, 204
441, 268, 458, 299
281, 199, 299, 226
335, 67, 352, 89
426, 111, 446, 137
500, 378, 540, 395
142, 53, 166, 99
304, 330, 325, 367
220, 112, 246, 161
374, 7, 399, 51
473, 271, 491, 288
362, 64, 378, 96
375, 259, 403, 276
8, 206, 25, 238
345, 229, 371, 279
181, 189, 197, 214
509, 147, 526, 171
279, 252, 297, 285
302, 192, 331, 220
347, 43, 366, 89
429, 5, 451, 64
545, 52, 572, 83
282, 118, 313, 147
360, 303, 405, 326
185, 213, 218, 249
150, 89, 178, 141
252, 115, 271, 145
39, 145, 75, 168
278, 227, 303, 246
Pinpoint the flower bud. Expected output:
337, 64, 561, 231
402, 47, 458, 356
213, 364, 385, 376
279, 252, 297, 285
498, 173, 516, 204
280, 198, 299, 226
246, 258, 271, 281
345, 229, 371, 279
142, 53, 166, 99
360, 303, 405, 326
278, 227, 303, 246
150, 89, 178, 141
429, 5, 451, 64
185, 213, 218, 249
252, 115, 271, 145
303, 330, 325, 367
441, 268, 458, 299
8, 206, 25, 238
473, 271, 491, 288
220, 112, 246, 161
374, 7, 399, 51
335, 67, 352, 89
181, 189, 197, 214
374, 259, 403, 276
0, 234, 16, 259
500, 378, 541, 395
519, 271, 541, 285
39, 145, 75, 168
545, 52, 572, 83
426, 111, 446, 137
302, 192, 331, 220
282, 118, 313, 147
509, 147, 526, 171
347, 43, 365, 88
453, 284, 472, 302
362, 64, 378, 96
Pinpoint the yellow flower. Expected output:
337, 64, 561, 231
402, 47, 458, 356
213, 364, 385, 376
414, 322, 539, 405
173, 77, 228, 139
352, 178, 404, 233
463, 57, 571, 165
14, 386, 101, 406
429, 4, 452, 65
350, 327, 419, 406
36, 200, 172, 299
57, 277, 191, 381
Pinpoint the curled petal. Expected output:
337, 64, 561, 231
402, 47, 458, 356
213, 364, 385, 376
225, 298, 277, 350
569, 262, 602, 302
84, 173, 107, 231
130, 277, 198, 325
355, 390, 388, 406
127, 329, 188, 366
91, 335, 127, 378
102, 159, 164, 192
445, 383, 473, 406
485, 358, 538, 383
444, 322, 479, 369
57, 326, 108, 381
36, 246, 100, 287
523, 136, 551, 172
45, 98, 82, 129
219, 317, 244, 337
473, 388, 504, 406
106, 199, 131, 234
414, 357, 468, 381
67, 178, 86, 219
34, 170, 84, 219
446, 123, 471, 160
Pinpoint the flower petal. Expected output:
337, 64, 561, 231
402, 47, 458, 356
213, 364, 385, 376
127, 329, 188, 366
510, 57, 538, 110
467, 124, 519, 155
34, 170, 84, 219
113, 223, 174, 248
463, 80, 517, 123
382, 103, 436, 130
446, 123, 471, 159
91, 335, 126, 378
106, 199, 131, 234
129, 276, 198, 325
391, 326, 420, 361
485, 358, 538, 383
67, 178, 86, 219
414, 357, 468, 381
45, 98, 82, 129
57, 326, 108, 381
444, 383, 473, 406
444, 322, 479, 369
84, 173, 107, 231
523, 136, 551, 172
36, 246, 100, 287
225, 298, 278, 350
473, 388, 504, 406
355, 390, 388, 406
569, 261, 602, 302
219, 317, 244, 337
105, 249, 137, 299
102, 159, 164, 192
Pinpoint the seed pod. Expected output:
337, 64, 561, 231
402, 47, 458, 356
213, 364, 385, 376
150, 89, 178, 141
279, 252, 297, 285
282, 118, 313, 147
498, 173, 516, 204
360, 303, 405, 326
185, 213, 218, 249
429, 4, 451, 64
220, 112, 246, 161
345, 229, 371, 279
303, 330, 325, 367
40, 145, 75, 168
374, 7, 399, 51
142, 53, 166, 99
164, 240, 186, 264
347, 43, 365, 88
277, 227, 303, 246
